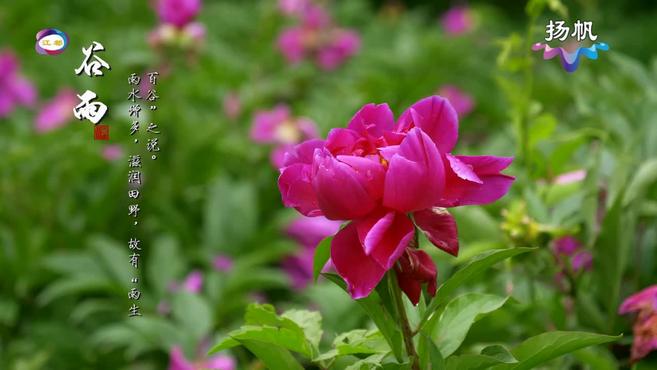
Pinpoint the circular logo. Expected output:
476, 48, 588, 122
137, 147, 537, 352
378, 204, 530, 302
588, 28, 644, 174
36, 28, 68, 55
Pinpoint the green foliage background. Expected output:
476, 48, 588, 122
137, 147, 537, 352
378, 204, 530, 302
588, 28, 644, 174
1, 0, 657, 369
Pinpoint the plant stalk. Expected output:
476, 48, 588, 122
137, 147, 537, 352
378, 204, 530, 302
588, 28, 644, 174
389, 272, 420, 370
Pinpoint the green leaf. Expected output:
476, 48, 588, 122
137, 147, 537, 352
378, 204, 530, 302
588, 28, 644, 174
624, 158, 657, 206
282, 309, 323, 349
171, 291, 213, 342
433, 293, 509, 357
419, 333, 446, 370
497, 331, 620, 370
209, 304, 316, 358
332, 330, 389, 356
419, 248, 533, 330
345, 353, 387, 370
446, 354, 513, 370
313, 236, 332, 283
480, 345, 517, 364
240, 339, 305, 370
323, 273, 404, 362
593, 193, 632, 327
147, 235, 184, 296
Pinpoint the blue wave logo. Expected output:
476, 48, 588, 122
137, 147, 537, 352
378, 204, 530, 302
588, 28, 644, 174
532, 42, 610, 73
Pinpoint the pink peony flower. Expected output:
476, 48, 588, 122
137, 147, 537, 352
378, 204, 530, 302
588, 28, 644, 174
102, 145, 123, 161
438, 85, 474, 117
213, 254, 234, 272
620, 286, 657, 315
250, 105, 319, 168
35, 88, 77, 133
283, 216, 341, 289
278, 96, 514, 301
0, 50, 36, 118
169, 345, 235, 370
157, 0, 201, 28
277, 5, 359, 70
440, 6, 473, 36
619, 285, 657, 363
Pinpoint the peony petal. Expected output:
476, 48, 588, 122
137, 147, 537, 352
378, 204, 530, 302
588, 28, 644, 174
395, 249, 437, 305
312, 150, 383, 220
396, 95, 459, 153
413, 207, 459, 256
439, 155, 514, 207
278, 163, 322, 217
347, 103, 394, 138
619, 285, 657, 314
204, 354, 236, 370
168, 346, 194, 370
331, 222, 386, 299
283, 139, 325, 167
355, 210, 414, 269
383, 128, 445, 212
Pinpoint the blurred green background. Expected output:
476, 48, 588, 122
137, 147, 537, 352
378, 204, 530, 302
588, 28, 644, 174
2, 0, 657, 369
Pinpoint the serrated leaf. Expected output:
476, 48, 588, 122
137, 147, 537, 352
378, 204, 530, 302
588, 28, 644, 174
282, 309, 323, 349
240, 339, 305, 370
171, 291, 213, 342
323, 273, 403, 362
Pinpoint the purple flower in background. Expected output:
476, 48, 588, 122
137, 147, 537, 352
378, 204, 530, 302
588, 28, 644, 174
157, 0, 201, 28
552, 236, 592, 284
213, 254, 234, 272
277, 4, 360, 70
440, 6, 473, 36
35, 88, 77, 133
170, 270, 203, 294
0, 50, 36, 118
283, 216, 341, 290
571, 250, 593, 272
438, 85, 474, 117
619, 285, 657, 363
169, 345, 235, 370
250, 105, 318, 167
553, 235, 581, 256
102, 145, 124, 161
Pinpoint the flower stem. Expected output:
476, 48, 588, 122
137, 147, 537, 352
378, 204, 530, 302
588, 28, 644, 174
388, 272, 420, 370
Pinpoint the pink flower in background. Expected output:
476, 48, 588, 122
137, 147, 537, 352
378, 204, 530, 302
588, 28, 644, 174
554, 169, 587, 185
0, 50, 36, 118
278, 95, 514, 301
278, 0, 310, 16
438, 85, 474, 117
35, 89, 77, 133
440, 6, 473, 36
250, 105, 318, 167
222, 92, 241, 120
213, 254, 234, 272
619, 286, 657, 363
277, 4, 360, 70
170, 270, 203, 294
150, 0, 205, 48
169, 345, 235, 370
102, 145, 123, 161
283, 215, 341, 289
157, 0, 201, 28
